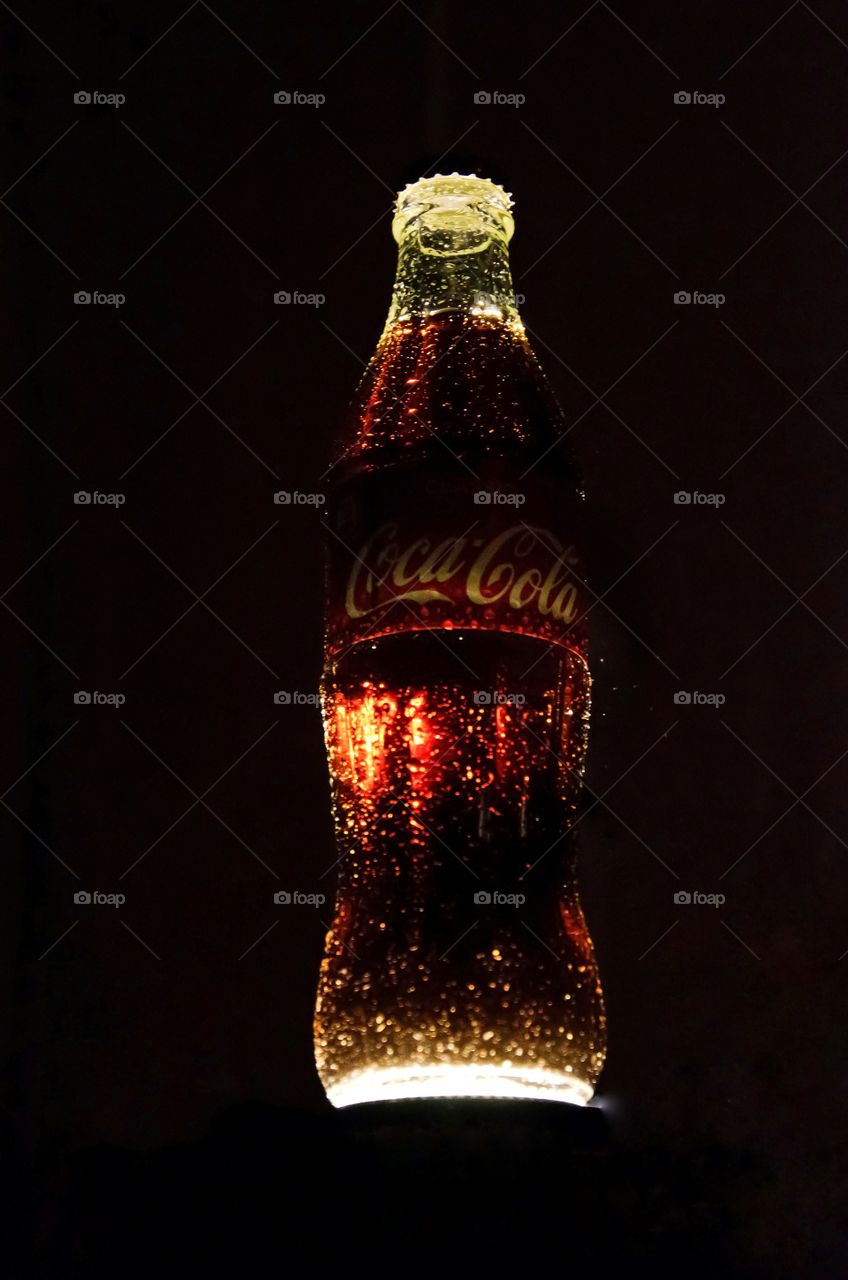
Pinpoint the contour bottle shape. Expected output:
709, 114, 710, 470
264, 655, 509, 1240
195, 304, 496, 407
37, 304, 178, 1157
314, 174, 606, 1107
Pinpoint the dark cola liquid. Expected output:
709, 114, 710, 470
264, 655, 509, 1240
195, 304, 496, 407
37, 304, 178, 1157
315, 313, 606, 1105
339, 310, 578, 465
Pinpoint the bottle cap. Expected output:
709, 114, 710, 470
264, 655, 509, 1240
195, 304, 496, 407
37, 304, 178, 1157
392, 173, 515, 245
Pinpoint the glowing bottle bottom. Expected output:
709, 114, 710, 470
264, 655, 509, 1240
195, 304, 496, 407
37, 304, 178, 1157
314, 629, 606, 1107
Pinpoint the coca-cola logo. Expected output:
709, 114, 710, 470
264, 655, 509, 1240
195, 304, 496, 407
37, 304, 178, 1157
345, 523, 581, 625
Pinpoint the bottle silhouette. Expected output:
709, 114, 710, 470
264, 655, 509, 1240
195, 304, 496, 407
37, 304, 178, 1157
315, 174, 606, 1107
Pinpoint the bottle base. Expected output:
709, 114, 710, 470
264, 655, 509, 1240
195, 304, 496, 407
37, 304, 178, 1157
324, 1063, 594, 1109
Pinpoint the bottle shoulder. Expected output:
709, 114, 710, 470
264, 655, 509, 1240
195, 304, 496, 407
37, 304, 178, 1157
330, 312, 578, 477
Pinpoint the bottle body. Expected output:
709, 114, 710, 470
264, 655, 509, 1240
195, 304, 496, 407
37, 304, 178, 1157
314, 178, 606, 1106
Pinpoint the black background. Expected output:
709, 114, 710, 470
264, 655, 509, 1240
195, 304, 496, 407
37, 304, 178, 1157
2, 2, 847, 1274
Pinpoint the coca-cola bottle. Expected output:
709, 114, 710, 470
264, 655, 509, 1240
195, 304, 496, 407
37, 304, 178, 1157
314, 173, 606, 1107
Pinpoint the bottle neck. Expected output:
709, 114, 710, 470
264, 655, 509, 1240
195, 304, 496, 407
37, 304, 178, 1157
383, 227, 523, 333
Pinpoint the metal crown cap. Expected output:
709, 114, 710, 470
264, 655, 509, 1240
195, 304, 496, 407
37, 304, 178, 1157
392, 173, 515, 244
